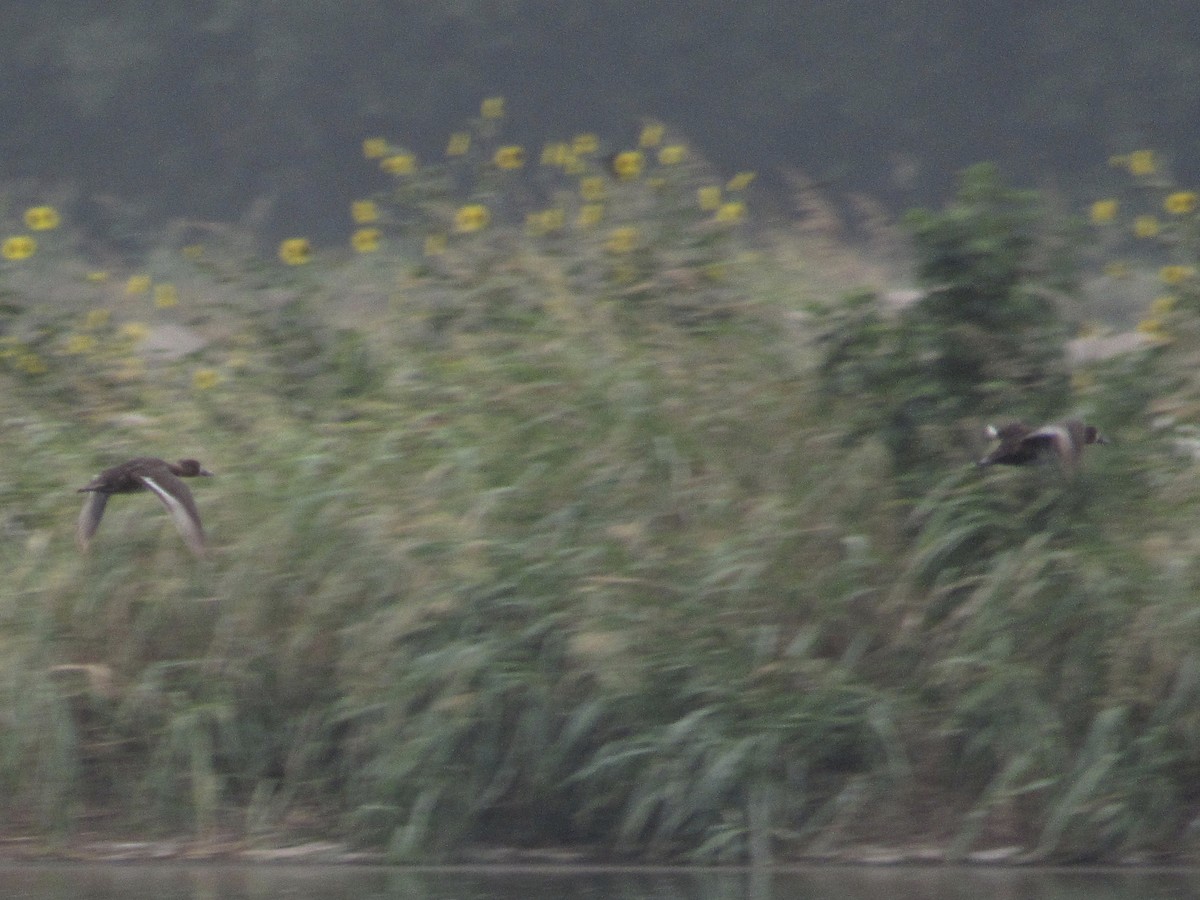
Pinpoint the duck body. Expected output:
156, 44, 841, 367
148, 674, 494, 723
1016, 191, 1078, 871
77, 457, 212, 556
977, 420, 1108, 471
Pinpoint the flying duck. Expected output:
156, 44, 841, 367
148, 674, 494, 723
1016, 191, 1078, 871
77, 457, 212, 557
977, 420, 1108, 471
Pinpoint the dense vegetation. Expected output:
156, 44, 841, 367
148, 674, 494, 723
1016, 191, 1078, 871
3, 129, 1200, 865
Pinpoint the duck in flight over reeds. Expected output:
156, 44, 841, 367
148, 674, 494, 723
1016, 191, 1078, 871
76, 457, 213, 557
977, 420, 1108, 472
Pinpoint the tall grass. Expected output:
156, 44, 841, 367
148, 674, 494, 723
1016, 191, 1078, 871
3, 164, 1200, 862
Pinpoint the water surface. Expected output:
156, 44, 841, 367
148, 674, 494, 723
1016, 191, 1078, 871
3, 864, 1200, 900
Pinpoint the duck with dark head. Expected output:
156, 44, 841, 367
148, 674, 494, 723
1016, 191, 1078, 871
77, 457, 213, 557
977, 420, 1108, 472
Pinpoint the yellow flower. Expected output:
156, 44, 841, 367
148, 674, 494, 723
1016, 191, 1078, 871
727, 172, 756, 191
580, 176, 606, 202
362, 137, 389, 159
1151, 294, 1177, 316
192, 368, 221, 391
351, 227, 381, 253
125, 274, 151, 295
480, 96, 505, 119
85, 270, 110, 283
64, 334, 97, 355
1164, 191, 1198, 215
578, 204, 604, 228
84, 308, 111, 330
541, 142, 571, 167
572, 133, 599, 155
182, 244, 204, 260
2, 235, 36, 260
605, 227, 639, 254
658, 144, 688, 165
1133, 215, 1160, 238
1089, 199, 1118, 224
24, 206, 60, 231
610, 151, 644, 180
714, 201, 747, 223
279, 237, 312, 265
380, 153, 417, 175
526, 209, 565, 236
351, 200, 379, 224
493, 145, 525, 170
154, 283, 179, 308
423, 233, 447, 256
118, 322, 150, 342
1103, 261, 1130, 279
454, 204, 490, 233
1160, 265, 1195, 285
1128, 150, 1157, 176
15, 352, 46, 375
697, 186, 722, 210
639, 122, 665, 148
446, 131, 471, 156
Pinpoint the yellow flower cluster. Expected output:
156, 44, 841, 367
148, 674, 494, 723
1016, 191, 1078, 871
352, 228, 381, 253
605, 227, 639, 254
714, 201, 746, 223
2, 236, 36, 260
381, 153, 417, 175
454, 204, 490, 233
347, 98, 754, 281
658, 145, 687, 165
351, 200, 379, 224
1090, 199, 1118, 224
1111, 150, 1158, 177
697, 186, 722, 211
639, 122, 665, 147
610, 151, 644, 180
279, 238, 312, 265
25, 206, 60, 230
727, 172, 756, 191
126, 274, 151, 295
1165, 192, 1198, 215
481, 97, 505, 120
1133, 215, 1160, 238
1160, 265, 1195, 285
494, 145, 525, 170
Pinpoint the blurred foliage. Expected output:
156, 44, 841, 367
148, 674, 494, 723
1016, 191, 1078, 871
4, 136, 1200, 867
816, 165, 1071, 482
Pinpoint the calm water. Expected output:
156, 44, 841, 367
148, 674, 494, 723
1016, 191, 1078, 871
2, 864, 1200, 900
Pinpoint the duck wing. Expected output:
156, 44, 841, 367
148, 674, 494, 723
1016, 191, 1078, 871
76, 492, 110, 551
136, 472, 206, 557
1023, 424, 1077, 466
